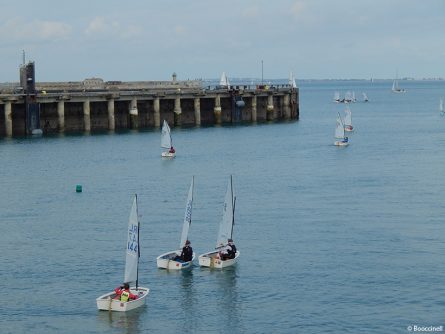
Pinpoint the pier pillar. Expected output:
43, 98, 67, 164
129, 98, 138, 129
174, 95, 182, 126
107, 99, 115, 130
283, 94, 291, 119
251, 95, 257, 122
267, 94, 274, 121
194, 98, 201, 126
214, 94, 222, 124
154, 97, 160, 127
83, 99, 91, 132
57, 101, 65, 132
5, 101, 12, 137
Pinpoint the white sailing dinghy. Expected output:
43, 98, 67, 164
392, 71, 406, 93
219, 72, 230, 88
440, 98, 444, 115
333, 91, 340, 103
334, 112, 349, 147
157, 177, 196, 270
96, 195, 149, 312
161, 120, 175, 158
199, 175, 240, 269
344, 106, 353, 132
362, 92, 369, 102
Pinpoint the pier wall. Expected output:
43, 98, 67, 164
0, 85, 299, 137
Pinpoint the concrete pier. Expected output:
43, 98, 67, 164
107, 99, 115, 130
57, 100, 65, 132
5, 101, 12, 137
0, 78, 299, 137
154, 97, 160, 127
214, 94, 222, 124
83, 99, 90, 132
194, 97, 201, 126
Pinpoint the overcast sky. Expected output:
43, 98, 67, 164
0, 0, 444, 82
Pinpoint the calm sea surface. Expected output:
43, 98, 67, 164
1, 80, 445, 334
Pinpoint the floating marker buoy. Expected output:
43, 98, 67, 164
76, 185, 82, 193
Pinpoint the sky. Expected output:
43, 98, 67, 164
0, 0, 444, 82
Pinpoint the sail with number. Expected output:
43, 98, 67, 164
216, 176, 235, 248
161, 120, 172, 149
124, 195, 140, 286
180, 177, 194, 249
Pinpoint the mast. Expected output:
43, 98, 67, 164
230, 175, 235, 238
135, 194, 139, 289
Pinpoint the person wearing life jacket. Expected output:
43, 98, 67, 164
169, 146, 175, 154
219, 239, 236, 260
174, 240, 193, 262
226, 238, 237, 259
114, 283, 138, 302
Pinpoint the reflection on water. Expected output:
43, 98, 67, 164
213, 265, 242, 331
96, 306, 145, 334
179, 269, 197, 332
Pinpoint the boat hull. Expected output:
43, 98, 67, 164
334, 141, 349, 147
198, 251, 240, 269
161, 152, 176, 158
156, 250, 195, 270
96, 287, 149, 312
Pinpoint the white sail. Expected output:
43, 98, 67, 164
124, 195, 139, 285
344, 106, 352, 127
289, 71, 297, 88
334, 91, 340, 102
219, 72, 230, 87
180, 177, 194, 249
161, 120, 172, 149
216, 176, 235, 248
362, 92, 368, 101
440, 98, 444, 112
335, 113, 345, 139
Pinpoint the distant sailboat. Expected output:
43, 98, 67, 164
344, 106, 353, 132
334, 112, 349, 147
440, 98, 444, 115
392, 71, 406, 93
334, 91, 340, 103
289, 71, 297, 88
219, 72, 230, 88
362, 92, 369, 102
161, 120, 175, 158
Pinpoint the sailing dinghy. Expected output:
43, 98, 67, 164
344, 106, 353, 132
440, 98, 444, 115
334, 112, 349, 147
157, 177, 196, 270
392, 71, 406, 93
198, 175, 240, 269
96, 195, 149, 312
161, 120, 175, 158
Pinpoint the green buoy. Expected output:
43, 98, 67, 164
76, 185, 82, 193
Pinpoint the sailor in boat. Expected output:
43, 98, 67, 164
342, 136, 349, 144
114, 283, 138, 302
169, 146, 176, 154
219, 238, 237, 261
174, 239, 193, 262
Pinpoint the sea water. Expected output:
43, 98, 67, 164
1, 80, 445, 333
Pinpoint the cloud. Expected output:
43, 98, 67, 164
84, 16, 141, 38
0, 17, 72, 42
